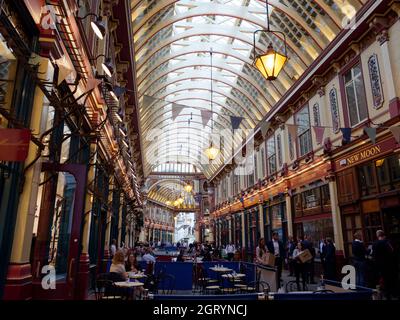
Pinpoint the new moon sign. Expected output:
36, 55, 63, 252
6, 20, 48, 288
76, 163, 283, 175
0, 128, 31, 162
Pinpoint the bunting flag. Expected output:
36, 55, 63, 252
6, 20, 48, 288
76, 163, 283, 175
200, 109, 212, 128
84, 77, 101, 92
28, 53, 41, 66
286, 124, 298, 140
172, 103, 184, 120
230, 116, 244, 130
340, 128, 352, 144
364, 127, 377, 145
113, 86, 126, 97
143, 95, 157, 108
55, 56, 74, 85
260, 121, 271, 138
390, 125, 400, 143
313, 126, 325, 145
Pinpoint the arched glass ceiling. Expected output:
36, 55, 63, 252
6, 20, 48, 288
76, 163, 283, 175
131, 0, 366, 189
147, 179, 196, 205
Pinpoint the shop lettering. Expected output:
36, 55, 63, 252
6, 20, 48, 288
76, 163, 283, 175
346, 145, 381, 164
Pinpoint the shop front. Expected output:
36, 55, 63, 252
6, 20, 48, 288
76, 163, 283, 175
335, 135, 400, 262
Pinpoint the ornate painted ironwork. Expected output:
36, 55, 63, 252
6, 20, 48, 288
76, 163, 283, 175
329, 88, 340, 133
368, 54, 384, 109
313, 102, 321, 127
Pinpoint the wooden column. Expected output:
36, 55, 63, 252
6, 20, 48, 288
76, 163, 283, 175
285, 194, 293, 237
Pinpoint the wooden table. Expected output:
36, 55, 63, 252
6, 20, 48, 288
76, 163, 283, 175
114, 281, 144, 288
221, 273, 246, 279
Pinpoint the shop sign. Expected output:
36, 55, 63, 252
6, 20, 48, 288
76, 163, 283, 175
336, 137, 397, 169
0, 128, 31, 161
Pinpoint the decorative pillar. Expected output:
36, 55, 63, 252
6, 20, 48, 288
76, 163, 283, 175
228, 217, 232, 243
4, 57, 50, 300
241, 212, 245, 249
76, 138, 97, 300
117, 194, 124, 246
102, 175, 114, 272
285, 193, 293, 237
328, 179, 344, 253
258, 204, 264, 238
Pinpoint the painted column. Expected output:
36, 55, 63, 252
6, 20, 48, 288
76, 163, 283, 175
228, 218, 232, 243
4, 57, 50, 300
285, 194, 293, 237
258, 204, 264, 238
102, 175, 114, 271
241, 212, 245, 249
76, 138, 97, 300
117, 194, 124, 246
328, 179, 344, 252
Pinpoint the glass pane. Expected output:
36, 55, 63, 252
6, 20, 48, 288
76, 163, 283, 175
48, 172, 77, 277
345, 216, 353, 229
355, 75, 368, 121
355, 215, 362, 228
346, 84, 358, 126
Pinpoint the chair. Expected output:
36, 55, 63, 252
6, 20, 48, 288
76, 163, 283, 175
240, 280, 270, 294
285, 280, 308, 292
157, 273, 176, 295
94, 279, 124, 300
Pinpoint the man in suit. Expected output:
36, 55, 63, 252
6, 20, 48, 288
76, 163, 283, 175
267, 231, 286, 286
352, 232, 367, 287
302, 235, 316, 284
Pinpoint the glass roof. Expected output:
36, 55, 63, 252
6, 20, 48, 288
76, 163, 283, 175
131, 0, 366, 202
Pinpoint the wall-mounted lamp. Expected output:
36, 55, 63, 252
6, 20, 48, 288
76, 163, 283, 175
77, 14, 106, 40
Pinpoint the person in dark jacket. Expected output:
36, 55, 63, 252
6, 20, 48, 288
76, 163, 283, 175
302, 235, 316, 284
267, 232, 286, 285
372, 230, 397, 299
352, 232, 367, 287
286, 236, 296, 276
323, 237, 337, 281
176, 249, 185, 262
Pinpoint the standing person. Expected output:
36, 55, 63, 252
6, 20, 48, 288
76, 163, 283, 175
142, 247, 156, 264
352, 232, 367, 287
267, 232, 286, 286
255, 238, 268, 264
372, 230, 397, 300
319, 238, 327, 276
302, 235, 316, 284
110, 239, 117, 258
323, 237, 337, 281
226, 242, 236, 261
292, 241, 307, 291
286, 236, 296, 276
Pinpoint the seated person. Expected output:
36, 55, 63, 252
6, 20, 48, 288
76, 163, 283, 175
109, 250, 128, 281
125, 253, 140, 273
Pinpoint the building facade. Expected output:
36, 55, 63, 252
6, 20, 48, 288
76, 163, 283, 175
208, 1, 400, 271
0, 0, 143, 300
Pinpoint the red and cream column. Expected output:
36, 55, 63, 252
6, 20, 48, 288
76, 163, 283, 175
3, 57, 51, 300
75, 138, 97, 300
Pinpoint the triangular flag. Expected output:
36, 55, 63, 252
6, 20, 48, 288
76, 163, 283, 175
28, 53, 41, 66
286, 124, 298, 140
313, 126, 325, 145
364, 127, 377, 145
340, 128, 352, 144
84, 77, 101, 92
200, 109, 212, 128
390, 125, 400, 143
260, 121, 271, 138
113, 86, 126, 97
172, 103, 184, 120
230, 116, 243, 130
55, 56, 74, 85
143, 95, 157, 108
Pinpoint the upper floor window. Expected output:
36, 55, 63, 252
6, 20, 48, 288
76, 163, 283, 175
233, 172, 239, 195
260, 148, 266, 178
266, 136, 276, 175
344, 64, 368, 127
295, 106, 312, 157
277, 134, 283, 167
254, 154, 258, 182
248, 156, 255, 186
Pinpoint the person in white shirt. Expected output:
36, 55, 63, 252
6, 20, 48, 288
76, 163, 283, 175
292, 241, 307, 291
142, 248, 156, 264
110, 239, 117, 258
226, 242, 236, 261
255, 238, 268, 265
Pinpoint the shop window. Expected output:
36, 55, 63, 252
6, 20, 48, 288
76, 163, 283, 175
301, 188, 321, 211
358, 162, 378, 196
343, 214, 362, 257
266, 136, 276, 175
376, 155, 400, 192
364, 212, 383, 244
344, 63, 368, 127
321, 184, 331, 206
0, 32, 17, 113
302, 218, 334, 249
271, 204, 282, 233
295, 106, 312, 157
294, 194, 302, 218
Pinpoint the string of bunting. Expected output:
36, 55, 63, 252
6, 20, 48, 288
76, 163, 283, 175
142, 95, 245, 130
